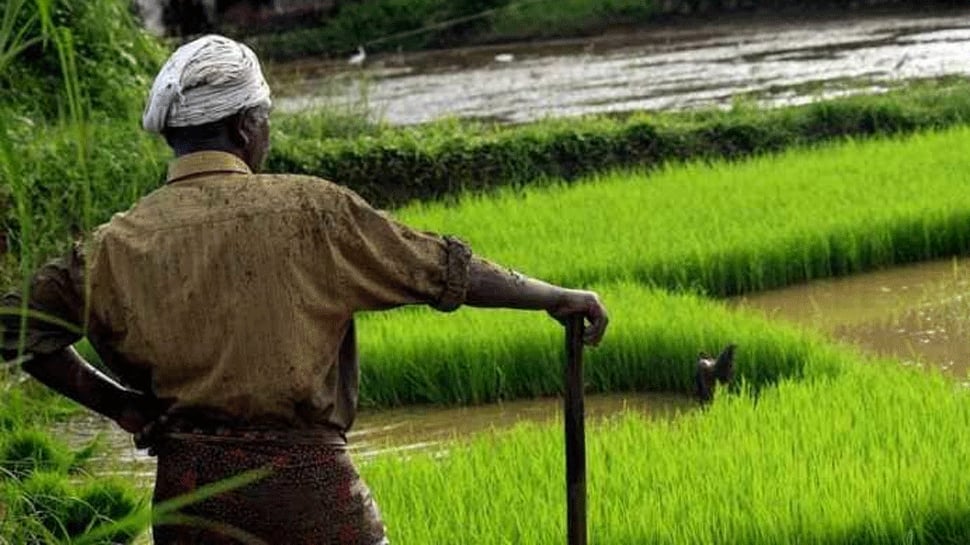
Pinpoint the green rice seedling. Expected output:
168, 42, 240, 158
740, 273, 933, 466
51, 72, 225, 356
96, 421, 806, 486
0, 428, 73, 480
395, 126, 970, 297
356, 282, 846, 407
361, 362, 970, 544
14, 470, 77, 541
3, 470, 143, 544
66, 479, 145, 543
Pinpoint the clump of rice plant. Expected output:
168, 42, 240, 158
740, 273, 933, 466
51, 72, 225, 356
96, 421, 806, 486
6, 471, 144, 544
362, 361, 970, 544
0, 429, 73, 480
357, 283, 846, 407
396, 126, 970, 297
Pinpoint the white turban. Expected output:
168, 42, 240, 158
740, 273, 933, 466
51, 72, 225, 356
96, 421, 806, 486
142, 35, 272, 133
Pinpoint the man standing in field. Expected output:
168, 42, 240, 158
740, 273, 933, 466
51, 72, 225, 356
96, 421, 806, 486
1, 35, 608, 544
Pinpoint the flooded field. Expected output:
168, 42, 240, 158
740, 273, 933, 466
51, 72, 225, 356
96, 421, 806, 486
272, 9, 970, 124
732, 256, 970, 378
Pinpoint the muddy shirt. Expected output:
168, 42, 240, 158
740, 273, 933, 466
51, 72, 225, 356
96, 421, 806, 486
1, 151, 471, 432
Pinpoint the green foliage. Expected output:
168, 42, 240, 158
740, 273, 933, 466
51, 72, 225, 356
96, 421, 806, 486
269, 79, 970, 210
0, 389, 145, 543
8, 472, 143, 544
390, 125, 970, 296
357, 283, 844, 407
489, 0, 658, 39
246, 0, 514, 59
0, 0, 165, 120
244, 0, 950, 61
16, 471, 75, 539
363, 363, 970, 544
0, 116, 168, 281
68, 479, 143, 543
0, 429, 72, 480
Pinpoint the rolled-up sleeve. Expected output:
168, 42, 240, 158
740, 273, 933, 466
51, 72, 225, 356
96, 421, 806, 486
333, 191, 472, 313
1, 245, 85, 361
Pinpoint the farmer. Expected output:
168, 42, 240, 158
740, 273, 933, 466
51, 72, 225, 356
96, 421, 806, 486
0, 35, 608, 544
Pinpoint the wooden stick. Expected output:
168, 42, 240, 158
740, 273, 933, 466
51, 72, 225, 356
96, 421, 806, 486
565, 315, 587, 545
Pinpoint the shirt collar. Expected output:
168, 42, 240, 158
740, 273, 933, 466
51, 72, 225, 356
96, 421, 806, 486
166, 151, 252, 184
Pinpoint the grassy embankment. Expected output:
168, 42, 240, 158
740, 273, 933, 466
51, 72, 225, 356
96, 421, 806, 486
268, 77, 970, 209
241, 0, 959, 61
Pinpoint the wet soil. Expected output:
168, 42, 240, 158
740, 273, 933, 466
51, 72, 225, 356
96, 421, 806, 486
731, 256, 970, 379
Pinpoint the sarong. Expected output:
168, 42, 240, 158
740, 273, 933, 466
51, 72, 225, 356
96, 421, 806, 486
151, 428, 387, 545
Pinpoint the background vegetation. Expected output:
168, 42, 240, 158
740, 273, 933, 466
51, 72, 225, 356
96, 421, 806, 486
6, 78, 970, 291
0, 1, 156, 542
270, 79, 970, 209
0, 0, 163, 120
241, 0, 966, 61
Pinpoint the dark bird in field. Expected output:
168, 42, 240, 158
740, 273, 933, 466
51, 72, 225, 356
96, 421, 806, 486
695, 344, 736, 404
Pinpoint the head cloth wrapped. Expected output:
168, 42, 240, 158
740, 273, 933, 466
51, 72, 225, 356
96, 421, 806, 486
143, 35, 271, 133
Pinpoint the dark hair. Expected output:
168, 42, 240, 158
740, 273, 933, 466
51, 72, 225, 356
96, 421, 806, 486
162, 106, 270, 155
163, 117, 230, 150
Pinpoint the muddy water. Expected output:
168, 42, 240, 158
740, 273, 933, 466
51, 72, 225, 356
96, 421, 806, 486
60, 392, 693, 481
731, 257, 970, 378
272, 10, 970, 124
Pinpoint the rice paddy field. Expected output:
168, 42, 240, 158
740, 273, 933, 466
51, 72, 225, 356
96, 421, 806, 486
5, 122, 970, 544
13, 124, 968, 543
393, 126, 970, 296
351, 126, 970, 405
334, 126, 970, 544
363, 363, 970, 544
356, 284, 843, 407
4, 2, 964, 543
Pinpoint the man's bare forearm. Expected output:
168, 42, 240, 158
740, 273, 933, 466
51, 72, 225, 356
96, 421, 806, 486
21, 347, 151, 424
464, 257, 610, 345
465, 258, 565, 310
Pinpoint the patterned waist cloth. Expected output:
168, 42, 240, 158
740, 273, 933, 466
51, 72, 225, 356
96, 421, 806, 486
151, 425, 387, 545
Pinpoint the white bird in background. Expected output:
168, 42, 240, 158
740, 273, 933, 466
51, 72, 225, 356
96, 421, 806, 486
348, 45, 367, 66
494, 53, 515, 63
